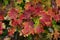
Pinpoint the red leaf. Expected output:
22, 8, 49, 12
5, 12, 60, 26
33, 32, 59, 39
11, 19, 18, 27
53, 14, 60, 22
8, 8, 18, 19
35, 25, 44, 34
8, 28, 16, 36
0, 15, 4, 21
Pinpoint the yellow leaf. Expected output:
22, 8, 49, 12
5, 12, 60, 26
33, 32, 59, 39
17, 0, 22, 4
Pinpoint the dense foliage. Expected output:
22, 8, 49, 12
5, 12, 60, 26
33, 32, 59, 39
0, 0, 60, 40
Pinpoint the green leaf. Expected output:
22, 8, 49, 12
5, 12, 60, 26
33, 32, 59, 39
44, 27, 49, 33
0, 29, 8, 38
41, 33, 50, 40
27, 35, 33, 40
52, 20, 56, 27
33, 17, 40, 27
52, 20, 59, 31
14, 31, 19, 40
52, 20, 56, 25
4, 0, 9, 5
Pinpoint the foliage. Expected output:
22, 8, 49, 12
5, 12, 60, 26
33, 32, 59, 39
0, 0, 60, 40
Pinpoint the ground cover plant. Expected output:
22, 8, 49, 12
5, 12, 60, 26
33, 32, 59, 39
0, 0, 60, 40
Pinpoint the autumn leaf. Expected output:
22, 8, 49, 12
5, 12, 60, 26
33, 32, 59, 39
56, 0, 60, 6
8, 8, 18, 19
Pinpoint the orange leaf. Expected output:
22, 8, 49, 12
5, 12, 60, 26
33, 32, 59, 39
56, 0, 60, 6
